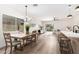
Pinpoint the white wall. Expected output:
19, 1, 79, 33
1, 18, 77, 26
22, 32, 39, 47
73, 13, 79, 25
0, 13, 5, 48
30, 18, 74, 31
53, 19, 74, 31
0, 5, 25, 48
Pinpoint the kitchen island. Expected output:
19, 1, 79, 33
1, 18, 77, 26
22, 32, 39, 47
60, 31, 79, 54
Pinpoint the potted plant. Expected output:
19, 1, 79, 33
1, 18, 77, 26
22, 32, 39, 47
25, 24, 30, 34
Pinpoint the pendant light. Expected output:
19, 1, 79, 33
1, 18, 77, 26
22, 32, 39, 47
53, 16, 56, 21
25, 5, 28, 22
67, 5, 72, 18
25, 5, 32, 22
75, 6, 79, 11
25, 5, 29, 25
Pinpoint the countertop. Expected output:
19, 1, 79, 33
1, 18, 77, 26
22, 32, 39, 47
60, 31, 79, 53
61, 31, 79, 38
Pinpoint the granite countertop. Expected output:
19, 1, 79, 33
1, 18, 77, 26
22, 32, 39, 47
61, 31, 79, 38
60, 31, 79, 53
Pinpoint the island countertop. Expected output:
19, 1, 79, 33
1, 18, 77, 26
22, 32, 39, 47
61, 31, 79, 39
60, 31, 79, 53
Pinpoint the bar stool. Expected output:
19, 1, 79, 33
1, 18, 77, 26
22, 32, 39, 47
59, 37, 73, 54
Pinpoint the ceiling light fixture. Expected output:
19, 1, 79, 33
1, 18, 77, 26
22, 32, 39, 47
53, 16, 56, 21
33, 4, 38, 6
25, 5, 32, 22
67, 14, 72, 18
75, 6, 79, 11
25, 5, 28, 22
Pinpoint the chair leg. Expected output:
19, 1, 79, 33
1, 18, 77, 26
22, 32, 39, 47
5, 46, 7, 54
10, 46, 12, 54
25, 40, 27, 45
20, 43, 21, 48
20, 43, 23, 51
34, 38, 36, 42
31, 40, 33, 47
23, 39, 25, 46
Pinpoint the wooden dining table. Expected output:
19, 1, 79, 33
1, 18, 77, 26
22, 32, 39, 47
11, 32, 26, 40
4, 31, 32, 50
11, 32, 27, 50
4, 31, 38, 51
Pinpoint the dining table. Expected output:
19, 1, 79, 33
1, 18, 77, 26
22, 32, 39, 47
11, 32, 27, 50
11, 31, 26, 40
4, 31, 32, 50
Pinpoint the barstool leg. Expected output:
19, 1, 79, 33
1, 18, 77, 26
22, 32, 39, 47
5, 46, 7, 54
10, 46, 12, 54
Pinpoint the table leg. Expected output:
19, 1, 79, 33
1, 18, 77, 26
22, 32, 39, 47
14, 38, 17, 51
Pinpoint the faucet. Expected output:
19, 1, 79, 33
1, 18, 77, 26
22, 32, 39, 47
73, 25, 79, 32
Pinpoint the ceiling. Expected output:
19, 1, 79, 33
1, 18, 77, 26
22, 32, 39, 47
0, 4, 26, 19
1, 4, 79, 21
27, 4, 79, 20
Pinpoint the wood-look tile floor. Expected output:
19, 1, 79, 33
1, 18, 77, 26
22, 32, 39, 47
0, 32, 60, 54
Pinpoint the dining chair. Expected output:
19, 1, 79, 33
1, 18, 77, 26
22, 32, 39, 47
31, 33, 37, 42
25, 31, 37, 46
32, 31, 37, 34
32, 30, 38, 41
25, 35, 32, 45
3, 33, 22, 54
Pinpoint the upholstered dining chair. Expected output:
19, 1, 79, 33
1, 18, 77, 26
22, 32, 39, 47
25, 31, 37, 45
25, 35, 32, 45
59, 37, 73, 54
31, 33, 37, 42
32, 30, 37, 34
3, 33, 21, 54
32, 30, 37, 41
25, 31, 37, 46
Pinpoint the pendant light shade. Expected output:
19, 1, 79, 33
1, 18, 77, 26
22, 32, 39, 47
67, 14, 72, 18
33, 4, 38, 6
25, 5, 27, 7
25, 5, 27, 22
25, 5, 31, 22
75, 6, 79, 11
